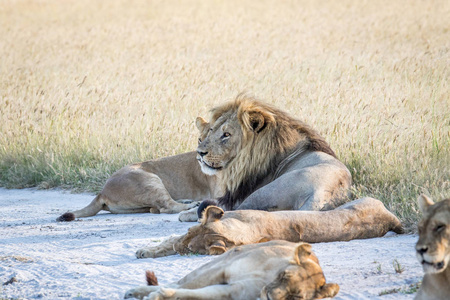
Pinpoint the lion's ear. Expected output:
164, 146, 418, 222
315, 283, 340, 299
241, 109, 275, 133
201, 206, 224, 224
195, 117, 209, 132
418, 194, 434, 213
293, 243, 312, 265
208, 240, 227, 255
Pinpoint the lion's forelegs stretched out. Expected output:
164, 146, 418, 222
136, 235, 182, 259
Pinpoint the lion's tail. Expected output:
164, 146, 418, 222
387, 209, 405, 234
391, 221, 405, 235
146, 271, 159, 286
56, 194, 105, 222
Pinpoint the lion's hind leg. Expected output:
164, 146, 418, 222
144, 282, 257, 300
103, 168, 199, 215
135, 173, 199, 214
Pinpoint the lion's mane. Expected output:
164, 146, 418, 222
211, 95, 336, 210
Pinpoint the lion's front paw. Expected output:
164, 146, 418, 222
144, 288, 176, 300
124, 288, 138, 299
125, 286, 159, 299
136, 247, 158, 259
178, 207, 199, 222
136, 246, 176, 259
186, 201, 200, 209
159, 201, 199, 214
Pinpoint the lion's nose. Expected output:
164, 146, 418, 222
416, 245, 428, 255
197, 150, 208, 157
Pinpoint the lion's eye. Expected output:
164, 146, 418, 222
222, 132, 231, 138
435, 224, 445, 233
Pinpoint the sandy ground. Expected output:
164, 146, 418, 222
0, 188, 423, 299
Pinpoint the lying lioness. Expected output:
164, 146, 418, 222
415, 194, 450, 300
136, 197, 403, 258
125, 240, 339, 300
56, 119, 220, 221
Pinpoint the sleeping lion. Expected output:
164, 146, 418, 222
137, 197, 403, 258
125, 240, 339, 300
415, 194, 450, 300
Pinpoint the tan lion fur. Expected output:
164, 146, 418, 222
415, 194, 450, 300
191, 95, 352, 215
56, 117, 222, 221
126, 240, 339, 300
137, 197, 403, 258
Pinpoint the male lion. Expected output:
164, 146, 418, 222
179, 94, 352, 221
415, 194, 450, 300
58, 95, 350, 222
136, 197, 403, 258
125, 240, 339, 300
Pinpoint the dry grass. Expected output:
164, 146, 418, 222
0, 0, 448, 230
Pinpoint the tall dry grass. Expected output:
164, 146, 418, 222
0, 0, 448, 230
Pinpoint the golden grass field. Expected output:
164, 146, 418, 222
0, 0, 448, 230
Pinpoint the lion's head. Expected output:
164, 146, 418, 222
195, 95, 335, 210
416, 194, 450, 274
260, 243, 339, 300
174, 206, 236, 255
